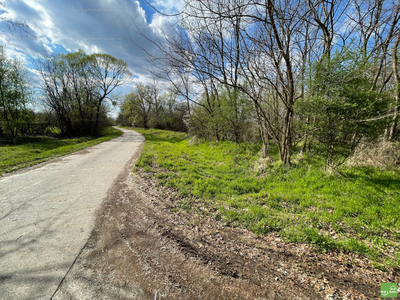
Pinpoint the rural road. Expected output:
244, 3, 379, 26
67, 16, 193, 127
0, 128, 144, 300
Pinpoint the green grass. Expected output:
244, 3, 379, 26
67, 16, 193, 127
126, 127, 400, 269
0, 127, 123, 175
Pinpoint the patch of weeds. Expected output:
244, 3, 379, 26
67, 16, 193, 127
126, 127, 400, 268
136, 153, 155, 168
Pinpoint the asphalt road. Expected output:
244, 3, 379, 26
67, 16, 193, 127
0, 128, 144, 300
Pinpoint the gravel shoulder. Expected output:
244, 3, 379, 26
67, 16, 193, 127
53, 150, 398, 299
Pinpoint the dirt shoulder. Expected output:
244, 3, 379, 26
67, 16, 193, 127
53, 150, 399, 299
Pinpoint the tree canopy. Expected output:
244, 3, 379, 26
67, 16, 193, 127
37, 50, 131, 136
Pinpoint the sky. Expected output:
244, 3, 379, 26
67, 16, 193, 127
0, 0, 183, 113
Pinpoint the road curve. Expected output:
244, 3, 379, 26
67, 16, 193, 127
0, 128, 144, 300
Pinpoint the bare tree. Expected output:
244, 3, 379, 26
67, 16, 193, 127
135, 0, 400, 162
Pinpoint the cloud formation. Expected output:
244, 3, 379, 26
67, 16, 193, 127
1, 0, 181, 92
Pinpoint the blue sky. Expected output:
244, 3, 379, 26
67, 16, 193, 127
0, 0, 182, 113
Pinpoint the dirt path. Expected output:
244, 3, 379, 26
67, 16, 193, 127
53, 145, 398, 299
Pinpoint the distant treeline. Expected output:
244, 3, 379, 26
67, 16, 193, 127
0, 48, 130, 138
117, 83, 188, 132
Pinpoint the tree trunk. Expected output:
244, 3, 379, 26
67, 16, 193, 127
260, 125, 269, 158
301, 117, 310, 154
280, 108, 293, 164
94, 99, 102, 136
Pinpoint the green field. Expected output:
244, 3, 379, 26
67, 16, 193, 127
127, 127, 400, 270
0, 127, 123, 175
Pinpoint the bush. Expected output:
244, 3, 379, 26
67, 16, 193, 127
296, 50, 390, 167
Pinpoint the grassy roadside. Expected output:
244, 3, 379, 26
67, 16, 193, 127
126, 127, 400, 270
0, 127, 123, 176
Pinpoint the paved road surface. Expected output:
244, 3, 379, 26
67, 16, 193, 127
0, 128, 144, 300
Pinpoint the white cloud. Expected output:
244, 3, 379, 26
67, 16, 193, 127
149, 12, 172, 36
43, 43, 52, 54
135, 0, 147, 24
150, 0, 184, 15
